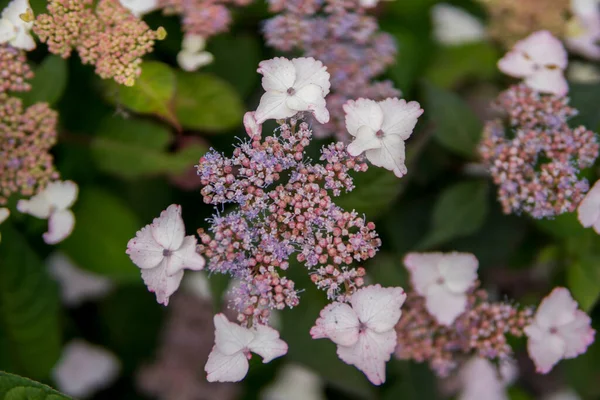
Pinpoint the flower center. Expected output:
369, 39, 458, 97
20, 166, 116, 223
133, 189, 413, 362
549, 326, 558, 334
436, 277, 445, 285
358, 321, 368, 333
287, 87, 296, 95
163, 249, 172, 257
376, 129, 385, 138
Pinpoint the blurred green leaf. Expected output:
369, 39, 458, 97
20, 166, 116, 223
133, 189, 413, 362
0, 371, 72, 399
103, 61, 179, 128
535, 212, 587, 239
569, 83, 600, 130
418, 180, 489, 249
173, 71, 244, 132
0, 224, 61, 380
19, 55, 68, 107
91, 116, 207, 179
389, 30, 433, 94
60, 187, 142, 282
423, 83, 483, 158
508, 387, 535, 400
568, 258, 600, 312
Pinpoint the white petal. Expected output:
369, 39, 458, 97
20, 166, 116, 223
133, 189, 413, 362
379, 98, 424, 140
347, 125, 381, 157
140, 260, 184, 306
126, 225, 164, 269
176, 49, 213, 72
118, 0, 159, 16
0, 207, 9, 224
525, 331, 566, 374
432, 3, 486, 45
336, 329, 396, 385
310, 302, 360, 347
181, 33, 206, 52
150, 204, 185, 251
558, 310, 595, 359
213, 313, 255, 355
458, 357, 509, 400
438, 252, 478, 294
43, 209, 75, 244
351, 284, 406, 333
44, 180, 78, 210
0, 19, 16, 44
248, 324, 288, 363
258, 57, 296, 92
515, 30, 568, 70
498, 52, 536, 78
261, 364, 324, 400
308, 102, 330, 124
291, 57, 331, 95
205, 346, 250, 382
168, 235, 205, 275
343, 98, 384, 137
255, 91, 296, 123
365, 134, 407, 177
404, 252, 444, 295
578, 179, 600, 229
425, 283, 467, 325
534, 288, 579, 329
525, 68, 569, 96
286, 83, 324, 111
10, 29, 35, 51
17, 193, 52, 219
243, 111, 262, 138
52, 340, 120, 399
2, 0, 33, 24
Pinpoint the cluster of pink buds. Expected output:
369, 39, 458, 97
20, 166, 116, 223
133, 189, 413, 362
0, 44, 33, 93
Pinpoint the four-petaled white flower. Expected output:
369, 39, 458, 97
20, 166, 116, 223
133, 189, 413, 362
525, 287, 595, 374
261, 364, 325, 400
358, 0, 394, 8
243, 111, 262, 138
577, 178, 600, 233
17, 180, 78, 245
310, 284, 406, 385
0, 207, 9, 244
205, 313, 288, 382
457, 357, 517, 400
431, 3, 486, 45
126, 204, 205, 305
255, 57, 331, 124
404, 252, 478, 326
118, 0, 158, 17
177, 34, 214, 72
0, 0, 35, 51
498, 30, 569, 96
52, 340, 120, 399
343, 98, 423, 178
566, 0, 600, 61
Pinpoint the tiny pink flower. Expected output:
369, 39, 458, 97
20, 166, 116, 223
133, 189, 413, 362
126, 204, 205, 305
205, 313, 288, 382
498, 30, 569, 96
255, 57, 331, 124
243, 111, 262, 138
577, 179, 600, 233
404, 252, 478, 326
343, 97, 423, 178
310, 284, 406, 385
525, 287, 595, 374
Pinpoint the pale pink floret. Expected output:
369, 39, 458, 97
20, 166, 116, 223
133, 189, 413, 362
577, 179, 600, 233
525, 287, 595, 374
126, 204, 205, 305
243, 111, 262, 139
343, 97, 423, 178
255, 57, 331, 124
498, 30, 569, 96
205, 313, 288, 382
404, 252, 478, 326
310, 284, 406, 385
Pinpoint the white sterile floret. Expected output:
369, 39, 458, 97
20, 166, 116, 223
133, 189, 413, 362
431, 3, 486, 45
457, 357, 517, 400
498, 30, 569, 96
525, 287, 595, 374
47, 252, 113, 307
310, 284, 406, 385
205, 313, 288, 382
343, 97, 423, 178
126, 204, 205, 305
52, 340, 120, 399
255, 57, 331, 124
177, 34, 214, 72
243, 111, 262, 138
577, 179, 600, 233
17, 180, 78, 245
0, 0, 35, 51
261, 364, 325, 400
404, 252, 478, 326
566, 0, 600, 60
118, 0, 158, 17
0, 207, 9, 244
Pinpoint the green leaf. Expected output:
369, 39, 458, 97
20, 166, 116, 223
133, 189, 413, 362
388, 30, 434, 94
173, 71, 244, 132
103, 61, 179, 128
568, 257, 600, 312
569, 83, 600, 130
0, 225, 61, 380
423, 83, 483, 157
19, 55, 68, 107
0, 371, 72, 400
418, 180, 489, 249
90, 116, 207, 179
60, 187, 142, 282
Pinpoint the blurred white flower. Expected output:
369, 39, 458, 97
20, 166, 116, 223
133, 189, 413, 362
0, 0, 35, 51
52, 340, 120, 399
47, 252, 113, 306
359, 0, 394, 8
182, 270, 212, 301
431, 3, 486, 45
17, 180, 78, 245
578, 179, 600, 233
0, 207, 9, 244
567, 61, 600, 83
543, 388, 582, 400
457, 357, 517, 400
177, 34, 214, 72
261, 364, 325, 400
566, 0, 600, 60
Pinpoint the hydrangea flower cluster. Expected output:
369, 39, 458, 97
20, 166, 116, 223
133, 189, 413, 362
34, 0, 166, 86
0, 44, 33, 93
263, 0, 400, 140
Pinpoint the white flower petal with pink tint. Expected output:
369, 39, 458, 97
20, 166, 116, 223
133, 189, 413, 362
243, 111, 262, 138
310, 284, 406, 385
525, 287, 595, 374
255, 57, 330, 124
498, 30, 568, 95
432, 3, 486, 45
344, 97, 423, 178
566, 0, 600, 60
206, 314, 288, 382
52, 340, 120, 399
261, 364, 325, 400
126, 204, 205, 305
119, 0, 158, 16
0, 0, 35, 51
457, 357, 516, 400
578, 179, 600, 233
404, 252, 478, 325
17, 180, 79, 244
